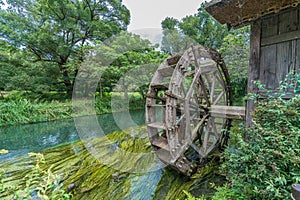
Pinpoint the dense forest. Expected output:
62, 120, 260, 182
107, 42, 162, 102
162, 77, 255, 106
0, 0, 299, 199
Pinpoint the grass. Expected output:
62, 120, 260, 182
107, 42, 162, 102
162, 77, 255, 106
0, 92, 146, 127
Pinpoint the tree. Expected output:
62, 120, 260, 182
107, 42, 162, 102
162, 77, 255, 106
161, 28, 197, 54
82, 31, 167, 99
161, 2, 229, 52
161, 17, 197, 54
161, 17, 179, 30
220, 26, 250, 101
0, 0, 130, 96
179, 3, 229, 49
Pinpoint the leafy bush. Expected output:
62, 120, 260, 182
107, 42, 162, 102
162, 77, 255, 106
218, 95, 300, 199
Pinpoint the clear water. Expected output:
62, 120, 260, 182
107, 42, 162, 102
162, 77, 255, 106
0, 110, 145, 161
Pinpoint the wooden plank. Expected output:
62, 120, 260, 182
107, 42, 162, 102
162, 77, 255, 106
261, 15, 278, 38
299, 6, 300, 30
296, 39, 300, 73
290, 40, 297, 73
167, 55, 181, 65
279, 7, 298, 34
260, 45, 277, 89
151, 82, 169, 90
261, 30, 300, 46
155, 149, 172, 163
246, 19, 261, 128
276, 42, 291, 88
147, 122, 166, 130
158, 65, 175, 77
152, 137, 169, 151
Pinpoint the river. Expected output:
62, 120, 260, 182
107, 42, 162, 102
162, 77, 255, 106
0, 109, 222, 199
0, 110, 145, 161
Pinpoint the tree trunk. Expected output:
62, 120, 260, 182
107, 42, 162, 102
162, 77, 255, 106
58, 63, 73, 98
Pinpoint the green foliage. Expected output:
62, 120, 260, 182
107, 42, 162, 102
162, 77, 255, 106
88, 31, 167, 98
180, 4, 228, 49
0, 0, 130, 95
182, 191, 205, 200
161, 2, 229, 54
218, 94, 300, 199
0, 98, 72, 126
160, 3, 249, 103
220, 26, 250, 103
210, 183, 247, 200
0, 91, 145, 126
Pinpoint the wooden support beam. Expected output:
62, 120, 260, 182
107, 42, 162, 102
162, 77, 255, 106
261, 30, 300, 47
210, 105, 245, 120
246, 19, 261, 129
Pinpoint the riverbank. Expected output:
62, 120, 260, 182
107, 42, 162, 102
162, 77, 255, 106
0, 93, 145, 127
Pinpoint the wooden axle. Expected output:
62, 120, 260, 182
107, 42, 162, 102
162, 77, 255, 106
210, 105, 245, 120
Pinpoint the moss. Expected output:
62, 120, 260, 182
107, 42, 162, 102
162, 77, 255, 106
0, 126, 223, 199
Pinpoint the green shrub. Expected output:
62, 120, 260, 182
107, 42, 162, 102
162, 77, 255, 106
218, 95, 300, 199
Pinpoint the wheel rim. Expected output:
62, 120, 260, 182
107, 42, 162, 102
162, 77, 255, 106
146, 45, 232, 175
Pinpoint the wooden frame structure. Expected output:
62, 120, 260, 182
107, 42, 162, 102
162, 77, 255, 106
206, 0, 300, 126
146, 0, 300, 176
146, 46, 245, 175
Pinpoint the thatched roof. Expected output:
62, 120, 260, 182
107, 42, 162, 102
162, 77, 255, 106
206, 0, 300, 28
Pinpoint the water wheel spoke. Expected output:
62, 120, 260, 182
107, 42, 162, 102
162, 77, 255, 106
147, 45, 232, 176
210, 72, 217, 103
213, 91, 226, 105
191, 114, 209, 139
201, 124, 212, 154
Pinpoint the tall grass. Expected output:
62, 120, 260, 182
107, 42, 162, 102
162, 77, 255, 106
0, 99, 72, 126
0, 93, 146, 127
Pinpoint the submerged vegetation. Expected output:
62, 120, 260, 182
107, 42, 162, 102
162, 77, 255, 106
0, 127, 224, 199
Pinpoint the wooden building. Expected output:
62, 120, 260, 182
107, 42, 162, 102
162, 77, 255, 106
206, 0, 300, 126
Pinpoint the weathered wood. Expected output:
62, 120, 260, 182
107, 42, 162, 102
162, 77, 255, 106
278, 7, 298, 34
206, 0, 300, 28
261, 15, 278, 38
147, 122, 166, 130
276, 42, 291, 87
146, 45, 232, 176
167, 55, 181, 65
152, 137, 169, 150
246, 19, 261, 128
210, 105, 245, 120
261, 30, 300, 46
260, 45, 277, 89
296, 39, 300, 73
158, 65, 175, 77
151, 83, 169, 90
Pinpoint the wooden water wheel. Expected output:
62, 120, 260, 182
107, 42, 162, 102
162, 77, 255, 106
146, 45, 245, 176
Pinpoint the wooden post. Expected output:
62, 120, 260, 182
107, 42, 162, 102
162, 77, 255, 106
246, 19, 261, 130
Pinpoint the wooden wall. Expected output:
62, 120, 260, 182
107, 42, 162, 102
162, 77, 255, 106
246, 5, 300, 127
259, 5, 300, 89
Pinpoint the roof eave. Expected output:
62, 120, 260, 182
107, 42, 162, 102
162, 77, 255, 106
206, 0, 300, 29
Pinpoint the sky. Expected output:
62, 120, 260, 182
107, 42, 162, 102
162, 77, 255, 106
122, 0, 206, 31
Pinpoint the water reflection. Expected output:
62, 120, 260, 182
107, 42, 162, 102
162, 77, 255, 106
0, 110, 145, 161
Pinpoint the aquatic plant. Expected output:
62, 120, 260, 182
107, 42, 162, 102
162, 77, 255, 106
0, 126, 223, 199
